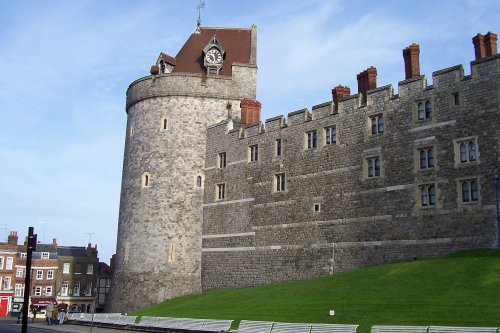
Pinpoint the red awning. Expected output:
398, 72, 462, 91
31, 297, 56, 306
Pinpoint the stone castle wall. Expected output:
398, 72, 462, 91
201, 55, 500, 291
107, 64, 257, 312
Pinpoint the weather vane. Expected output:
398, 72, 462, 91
197, 0, 205, 28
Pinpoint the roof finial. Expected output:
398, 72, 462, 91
196, 0, 205, 33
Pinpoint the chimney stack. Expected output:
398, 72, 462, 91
403, 43, 420, 79
484, 32, 497, 57
332, 85, 351, 111
52, 238, 58, 250
473, 33, 486, 60
357, 66, 377, 105
86, 243, 98, 257
7, 231, 18, 246
240, 98, 261, 127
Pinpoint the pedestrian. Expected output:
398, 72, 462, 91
58, 301, 67, 324
45, 303, 53, 325
52, 302, 59, 325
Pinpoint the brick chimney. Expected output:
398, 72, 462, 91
7, 231, 18, 246
473, 33, 486, 60
403, 43, 420, 79
332, 85, 351, 111
86, 243, 98, 257
240, 98, 261, 127
52, 238, 58, 250
484, 32, 497, 57
357, 66, 377, 105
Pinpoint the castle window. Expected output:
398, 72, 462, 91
453, 93, 460, 106
217, 183, 226, 200
161, 118, 168, 130
366, 157, 381, 178
418, 147, 434, 169
325, 126, 336, 145
454, 137, 478, 165
249, 144, 259, 162
276, 139, 282, 157
196, 176, 202, 188
142, 172, 150, 187
460, 178, 479, 204
371, 115, 384, 135
420, 184, 436, 207
418, 100, 432, 120
306, 130, 317, 149
218, 152, 227, 168
274, 173, 286, 192
313, 204, 321, 212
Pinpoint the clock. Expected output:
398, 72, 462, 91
205, 48, 222, 64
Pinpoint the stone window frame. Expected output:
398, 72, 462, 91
324, 126, 337, 146
457, 177, 481, 205
275, 138, 282, 157
363, 155, 382, 179
167, 243, 176, 262
141, 172, 151, 188
274, 173, 286, 193
369, 114, 384, 135
216, 183, 226, 201
416, 182, 439, 209
313, 203, 321, 213
417, 100, 432, 121
451, 92, 460, 107
453, 136, 479, 167
415, 145, 436, 171
218, 152, 227, 168
248, 144, 259, 162
305, 130, 318, 150
194, 174, 205, 191
160, 117, 168, 131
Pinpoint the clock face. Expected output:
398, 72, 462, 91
205, 49, 222, 64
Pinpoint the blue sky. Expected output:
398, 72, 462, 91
1, 0, 499, 263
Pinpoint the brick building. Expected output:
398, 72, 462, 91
108, 26, 499, 312
0, 232, 18, 316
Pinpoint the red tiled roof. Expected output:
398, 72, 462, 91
160, 52, 176, 66
172, 27, 253, 77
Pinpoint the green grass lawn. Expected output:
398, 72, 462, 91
132, 249, 500, 333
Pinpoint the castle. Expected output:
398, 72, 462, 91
107, 25, 500, 312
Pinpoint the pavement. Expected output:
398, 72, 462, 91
28, 319, 135, 333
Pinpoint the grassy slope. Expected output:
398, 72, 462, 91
133, 250, 500, 333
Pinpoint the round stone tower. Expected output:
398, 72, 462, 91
107, 25, 257, 312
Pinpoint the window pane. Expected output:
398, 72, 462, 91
332, 128, 337, 143
425, 101, 432, 118
429, 186, 436, 205
368, 160, 373, 177
468, 142, 476, 161
371, 117, 377, 134
471, 180, 478, 201
378, 116, 384, 133
418, 103, 424, 120
427, 149, 434, 168
420, 150, 426, 169
312, 131, 317, 147
421, 187, 428, 206
375, 159, 380, 176
325, 128, 331, 144
462, 182, 469, 202
460, 143, 467, 162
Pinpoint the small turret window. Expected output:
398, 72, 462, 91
142, 172, 150, 187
